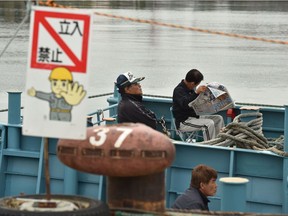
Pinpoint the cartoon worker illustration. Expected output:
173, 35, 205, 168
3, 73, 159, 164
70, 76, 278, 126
27, 67, 86, 122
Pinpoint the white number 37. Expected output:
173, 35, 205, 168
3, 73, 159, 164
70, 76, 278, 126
89, 127, 133, 148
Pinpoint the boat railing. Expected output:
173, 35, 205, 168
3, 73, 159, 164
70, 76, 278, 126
87, 104, 118, 126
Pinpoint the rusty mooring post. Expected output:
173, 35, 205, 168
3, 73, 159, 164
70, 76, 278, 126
108, 171, 165, 212
57, 123, 175, 213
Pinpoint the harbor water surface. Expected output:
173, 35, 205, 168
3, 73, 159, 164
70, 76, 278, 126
0, 1, 288, 122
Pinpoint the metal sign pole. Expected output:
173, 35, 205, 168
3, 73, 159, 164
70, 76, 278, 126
44, 137, 51, 201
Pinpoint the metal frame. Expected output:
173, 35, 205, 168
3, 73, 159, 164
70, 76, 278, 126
169, 107, 202, 142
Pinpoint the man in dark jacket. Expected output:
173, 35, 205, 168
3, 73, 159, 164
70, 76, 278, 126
172, 69, 224, 140
172, 164, 218, 211
115, 72, 157, 129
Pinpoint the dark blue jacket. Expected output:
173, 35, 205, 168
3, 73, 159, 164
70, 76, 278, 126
172, 80, 199, 128
172, 187, 210, 211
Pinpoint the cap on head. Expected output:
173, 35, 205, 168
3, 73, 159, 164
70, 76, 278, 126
115, 71, 145, 89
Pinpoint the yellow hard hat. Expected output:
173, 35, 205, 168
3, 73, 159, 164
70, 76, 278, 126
49, 67, 73, 81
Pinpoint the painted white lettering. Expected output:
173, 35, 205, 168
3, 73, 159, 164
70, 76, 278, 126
89, 127, 109, 146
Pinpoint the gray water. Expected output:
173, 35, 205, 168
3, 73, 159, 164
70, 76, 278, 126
0, 1, 288, 122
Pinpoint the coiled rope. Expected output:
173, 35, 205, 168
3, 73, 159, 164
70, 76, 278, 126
200, 112, 287, 157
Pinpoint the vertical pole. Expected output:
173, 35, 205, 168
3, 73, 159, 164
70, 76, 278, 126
114, 84, 121, 103
8, 92, 21, 125
284, 105, 288, 154
220, 177, 249, 212
44, 137, 51, 200
108, 171, 166, 213
228, 151, 235, 177
113, 84, 121, 122
7, 92, 22, 149
283, 105, 288, 213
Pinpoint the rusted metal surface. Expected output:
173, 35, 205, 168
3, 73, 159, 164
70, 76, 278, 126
108, 172, 165, 212
33, 201, 57, 208
57, 123, 175, 213
57, 123, 175, 177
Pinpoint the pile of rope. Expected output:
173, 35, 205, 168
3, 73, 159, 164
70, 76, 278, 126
200, 112, 287, 157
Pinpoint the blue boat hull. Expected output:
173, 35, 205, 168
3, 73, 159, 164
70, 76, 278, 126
0, 91, 287, 214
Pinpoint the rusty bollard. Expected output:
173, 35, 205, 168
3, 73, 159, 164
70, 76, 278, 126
57, 123, 175, 213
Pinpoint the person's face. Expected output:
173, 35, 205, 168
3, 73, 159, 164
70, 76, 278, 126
51, 79, 69, 96
193, 82, 202, 90
125, 83, 143, 95
185, 81, 200, 90
199, 178, 217, 197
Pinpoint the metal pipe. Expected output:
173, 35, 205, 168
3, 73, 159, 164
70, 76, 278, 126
44, 137, 51, 200
283, 105, 288, 213
284, 105, 288, 153
7, 92, 22, 149
107, 171, 165, 213
8, 92, 22, 125
220, 177, 249, 212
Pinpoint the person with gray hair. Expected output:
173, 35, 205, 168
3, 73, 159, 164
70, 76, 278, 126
172, 164, 218, 211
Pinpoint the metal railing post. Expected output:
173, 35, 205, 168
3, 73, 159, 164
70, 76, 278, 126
220, 177, 249, 212
283, 105, 288, 213
7, 92, 22, 149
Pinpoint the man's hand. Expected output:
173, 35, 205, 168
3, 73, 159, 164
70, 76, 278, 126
195, 85, 207, 94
